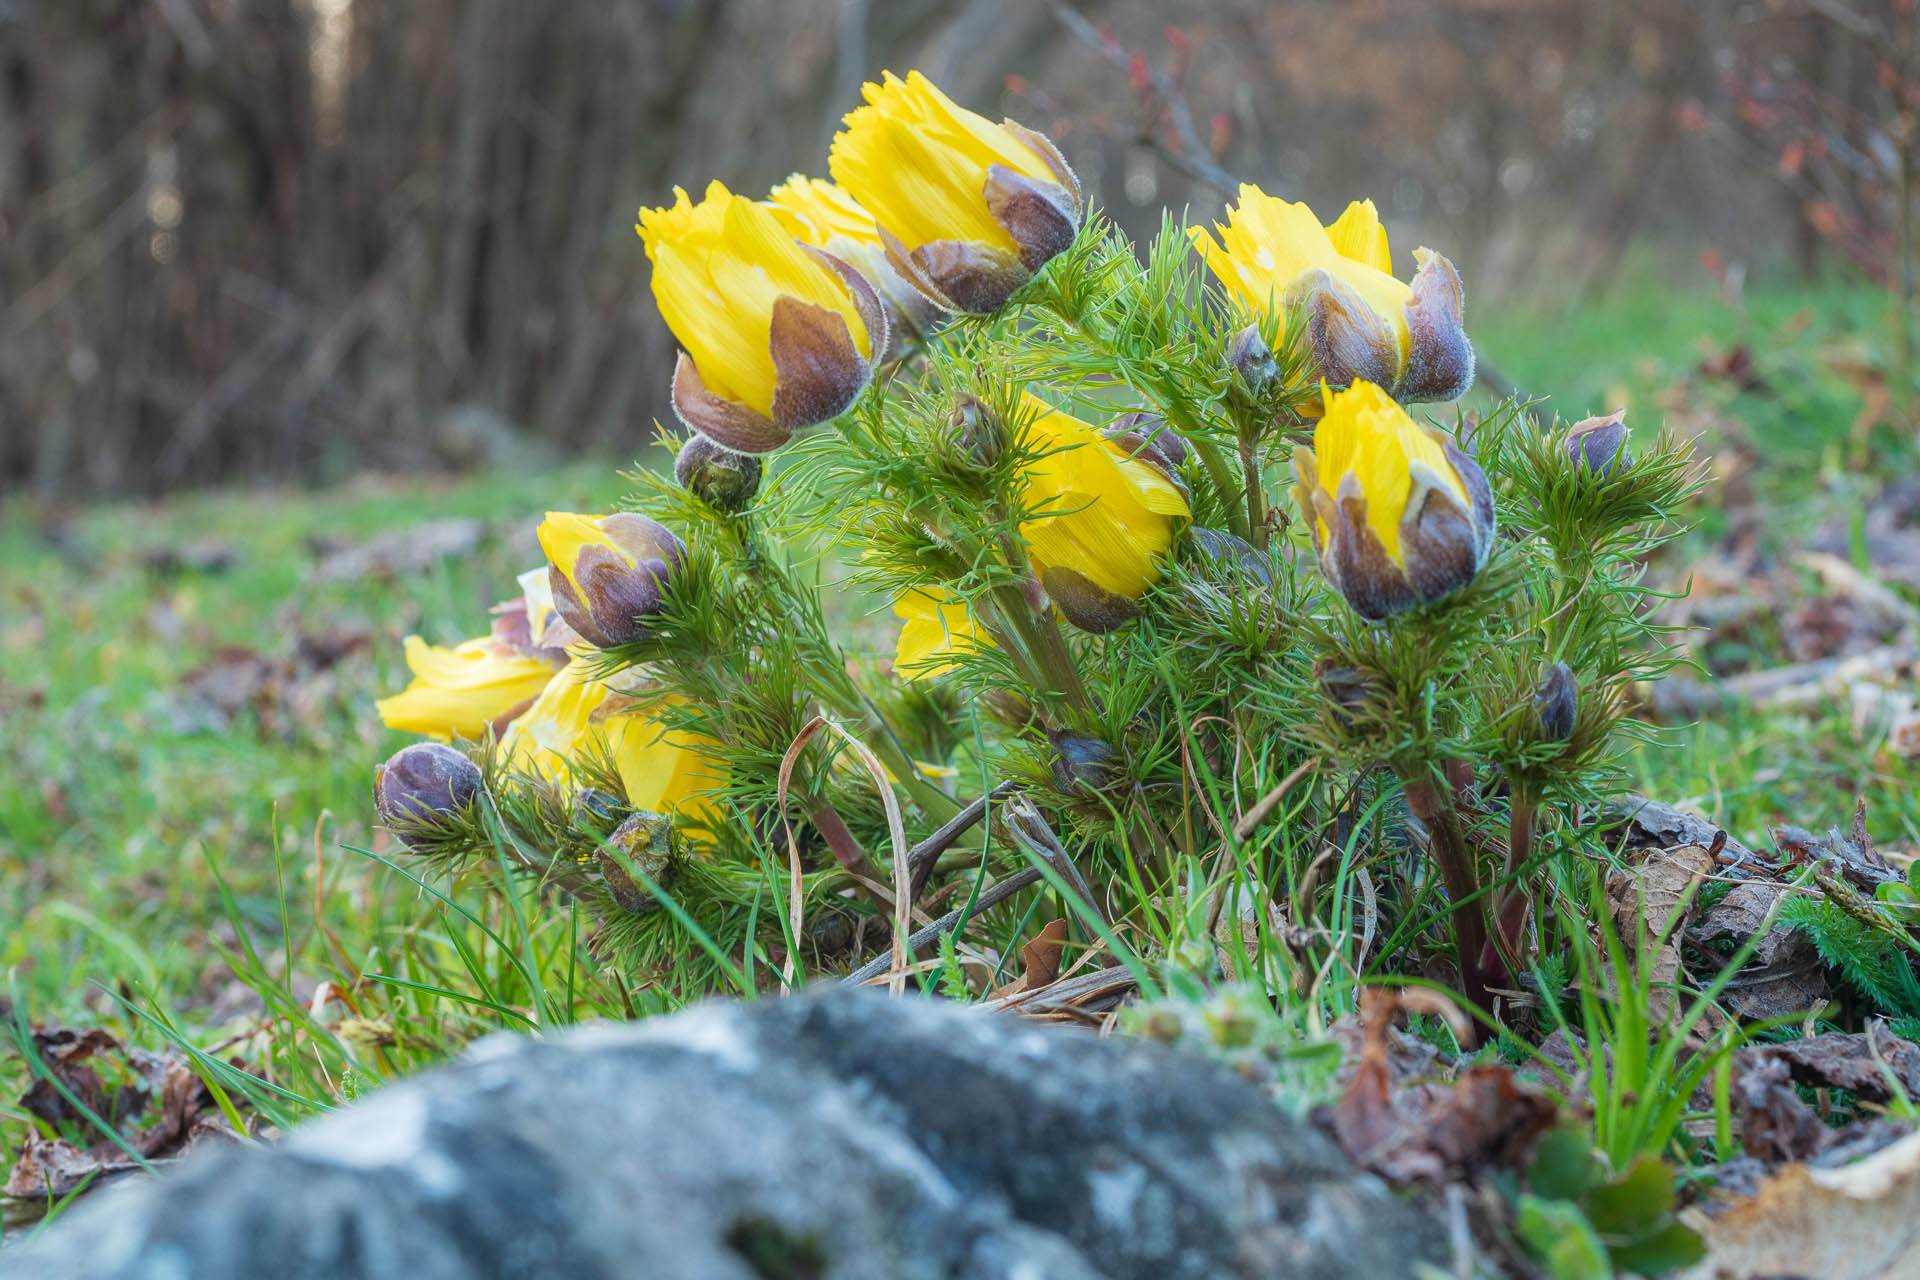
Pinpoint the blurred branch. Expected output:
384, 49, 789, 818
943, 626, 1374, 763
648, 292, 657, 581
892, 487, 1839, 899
1051, 3, 1242, 196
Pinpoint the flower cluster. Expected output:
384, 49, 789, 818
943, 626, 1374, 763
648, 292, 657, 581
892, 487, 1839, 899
371, 67, 1694, 1021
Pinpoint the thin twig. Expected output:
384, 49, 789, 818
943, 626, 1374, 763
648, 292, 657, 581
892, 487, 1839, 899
842, 867, 1045, 987
908, 781, 1017, 897
1004, 794, 1110, 929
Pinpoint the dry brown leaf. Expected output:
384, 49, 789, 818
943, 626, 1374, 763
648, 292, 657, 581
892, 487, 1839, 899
1736, 1024, 1920, 1104
1607, 844, 1717, 1028
1683, 1130, 1920, 1279
1328, 988, 1556, 1186
1733, 1053, 1831, 1164
1687, 881, 1828, 1020
986, 919, 1068, 1001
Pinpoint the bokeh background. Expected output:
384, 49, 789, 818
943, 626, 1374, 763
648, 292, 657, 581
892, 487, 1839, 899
4, 0, 1900, 498
5, 2, 1920, 1201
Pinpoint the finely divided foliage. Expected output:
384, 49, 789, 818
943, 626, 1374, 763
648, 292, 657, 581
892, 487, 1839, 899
373, 71, 1702, 1035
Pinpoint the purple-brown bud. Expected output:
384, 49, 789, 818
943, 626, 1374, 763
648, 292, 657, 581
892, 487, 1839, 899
1048, 730, 1119, 794
599, 810, 675, 914
1565, 409, 1630, 478
674, 435, 762, 513
1227, 324, 1280, 395
1533, 662, 1578, 743
537, 512, 685, 650
375, 742, 482, 840
949, 393, 1005, 468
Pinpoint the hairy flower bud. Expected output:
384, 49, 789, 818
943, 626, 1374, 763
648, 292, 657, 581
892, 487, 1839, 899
1193, 188, 1472, 404
948, 392, 1004, 468
1187, 526, 1273, 586
1316, 664, 1377, 729
1289, 381, 1495, 620
1048, 730, 1118, 794
599, 811, 676, 915
674, 434, 762, 512
1227, 324, 1280, 395
375, 742, 482, 840
1564, 408, 1630, 478
830, 71, 1082, 314
1533, 662, 1578, 743
538, 511, 685, 650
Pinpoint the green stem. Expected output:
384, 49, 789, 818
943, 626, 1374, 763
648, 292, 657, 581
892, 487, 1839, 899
1046, 299, 1253, 542
1239, 435, 1267, 551
988, 582, 1094, 717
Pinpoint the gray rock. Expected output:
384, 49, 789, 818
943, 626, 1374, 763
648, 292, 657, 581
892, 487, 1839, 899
0, 990, 1445, 1279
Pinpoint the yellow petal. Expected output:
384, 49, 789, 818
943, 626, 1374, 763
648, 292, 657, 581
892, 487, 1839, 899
1325, 199, 1394, 275
606, 694, 725, 827
1192, 185, 1412, 368
1016, 396, 1188, 598
1311, 380, 1467, 564
637, 180, 870, 416
768, 175, 881, 249
892, 590, 991, 679
829, 70, 1052, 254
497, 656, 610, 783
376, 635, 555, 740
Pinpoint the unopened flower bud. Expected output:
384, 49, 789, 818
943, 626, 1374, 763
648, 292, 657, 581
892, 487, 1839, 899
1227, 324, 1280, 395
599, 810, 676, 914
1193, 193, 1473, 404
1533, 662, 1577, 743
674, 435, 761, 512
832, 71, 1083, 314
949, 393, 1004, 468
375, 742, 482, 841
537, 511, 685, 650
1187, 526, 1273, 587
1048, 730, 1118, 794
1565, 409, 1629, 478
1317, 664, 1376, 729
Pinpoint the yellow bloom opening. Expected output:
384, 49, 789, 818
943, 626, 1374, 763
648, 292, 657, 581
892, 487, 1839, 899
829, 70, 1056, 254
1017, 395, 1191, 598
537, 512, 627, 600
1311, 381, 1467, 566
638, 179, 873, 417
1190, 188, 1412, 361
375, 635, 555, 741
499, 658, 722, 825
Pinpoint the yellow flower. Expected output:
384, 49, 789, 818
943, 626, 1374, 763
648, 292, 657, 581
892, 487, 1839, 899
1018, 395, 1190, 631
639, 180, 885, 453
829, 71, 1082, 314
767, 174, 882, 248
892, 589, 993, 678
537, 511, 683, 650
1289, 381, 1494, 619
499, 658, 722, 826
889, 396, 1191, 670
769, 174, 946, 343
375, 634, 556, 740
1190, 186, 1473, 403
607, 694, 724, 829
